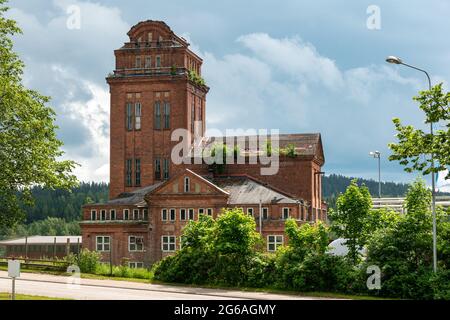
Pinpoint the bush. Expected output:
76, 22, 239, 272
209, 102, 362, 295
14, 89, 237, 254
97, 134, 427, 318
273, 248, 359, 293
66, 248, 101, 273
244, 253, 276, 288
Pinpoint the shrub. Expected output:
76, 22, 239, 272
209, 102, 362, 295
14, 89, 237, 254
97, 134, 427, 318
66, 248, 101, 273
274, 251, 359, 293
244, 253, 276, 288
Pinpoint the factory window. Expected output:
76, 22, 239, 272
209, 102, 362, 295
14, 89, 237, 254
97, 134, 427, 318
100, 209, 106, 221
188, 208, 194, 220
161, 208, 168, 221
282, 207, 290, 220
134, 103, 141, 130
162, 236, 176, 252
184, 176, 190, 192
123, 209, 130, 220
154, 101, 161, 129
169, 208, 176, 221
96, 236, 110, 252
126, 159, 132, 186
90, 210, 97, 221
129, 261, 144, 269
129, 236, 144, 252
154, 157, 161, 180
267, 235, 283, 252
126, 103, 133, 131
135, 158, 141, 186
262, 207, 269, 220
163, 159, 169, 180
180, 209, 187, 221
163, 101, 170, 129
145, 56, 151, 68
110, 209, 116, 220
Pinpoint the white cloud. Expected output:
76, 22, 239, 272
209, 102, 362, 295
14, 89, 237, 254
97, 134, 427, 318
60, 80, 110, 182
237, 33, 344, 90
6, 1, 129, 182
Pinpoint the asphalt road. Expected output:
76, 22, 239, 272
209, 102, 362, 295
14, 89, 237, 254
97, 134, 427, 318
0, 271, 331, 300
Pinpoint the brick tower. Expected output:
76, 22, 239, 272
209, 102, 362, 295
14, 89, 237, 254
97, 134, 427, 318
107, 21, 209, 199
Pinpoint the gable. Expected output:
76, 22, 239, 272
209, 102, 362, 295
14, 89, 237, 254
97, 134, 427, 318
146, 169, 229, 197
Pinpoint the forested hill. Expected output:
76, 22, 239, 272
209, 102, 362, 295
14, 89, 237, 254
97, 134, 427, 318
22, 182, 109, 223
322, 174, 411, 199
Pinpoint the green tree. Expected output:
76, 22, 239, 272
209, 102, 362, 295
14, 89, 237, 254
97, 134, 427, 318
213, 208, 262, 255
329, 179, 372, 263
0, 0, 78, 228
284, 218, 329, 257
389, 83, 450, 179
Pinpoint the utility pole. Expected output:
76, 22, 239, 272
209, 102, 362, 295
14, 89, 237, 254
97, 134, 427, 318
109, 237, 113, 275
386, 56, 437, 272
259, 199, 262, 235
369, 151, 381, 198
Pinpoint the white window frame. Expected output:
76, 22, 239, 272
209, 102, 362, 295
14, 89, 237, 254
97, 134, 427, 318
180, 208, 187, 221
135, 103, 141, 130
247, 208, 254, 217
206, 208, 213, 216
161, 208, 168, 221
282, 207, 290, 220
144, 56, 151, 69
161, 236, 176, 252
143, 208, 148, 220
96, 236, 111, 252
198, 208, 205, 216
100, 209, 106, 221
267, 235, 283, 252
155, 55, 161, 68
110, 209, 116, 220
128, 261, 144, 269
133, 209, 140, 220
123, 209, 130, 220
188, 208, 194, 220
169, 208, 176, 221
90, 210, 97, 221
135, 55, 141, 68
128, 235, 144, 252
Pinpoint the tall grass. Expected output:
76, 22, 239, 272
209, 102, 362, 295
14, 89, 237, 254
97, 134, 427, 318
94, 263, 153, 280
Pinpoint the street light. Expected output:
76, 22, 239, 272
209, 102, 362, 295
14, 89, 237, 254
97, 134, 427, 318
369, 151, 381, 198
386, 55, 437, 273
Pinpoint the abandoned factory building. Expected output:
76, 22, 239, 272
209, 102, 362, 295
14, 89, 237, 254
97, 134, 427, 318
80, 20, 327, 267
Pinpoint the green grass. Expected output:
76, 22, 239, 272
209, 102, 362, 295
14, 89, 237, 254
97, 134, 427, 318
0, 292, 70, 300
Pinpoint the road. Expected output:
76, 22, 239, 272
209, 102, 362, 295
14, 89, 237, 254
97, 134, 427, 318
0, 271, 333, 300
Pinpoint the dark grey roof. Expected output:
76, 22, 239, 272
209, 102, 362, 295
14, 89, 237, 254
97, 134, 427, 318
211, 176, 299, 205
0, 236, 81, 245
105, 182, 163, 206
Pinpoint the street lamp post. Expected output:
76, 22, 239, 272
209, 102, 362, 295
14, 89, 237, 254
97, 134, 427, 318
369, 151, 381, 198
385, 55, 437, 273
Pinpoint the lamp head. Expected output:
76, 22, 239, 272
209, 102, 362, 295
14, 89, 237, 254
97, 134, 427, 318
386, 56, 402, 64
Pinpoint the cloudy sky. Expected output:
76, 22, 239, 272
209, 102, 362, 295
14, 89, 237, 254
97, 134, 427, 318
5, 0, 450, 189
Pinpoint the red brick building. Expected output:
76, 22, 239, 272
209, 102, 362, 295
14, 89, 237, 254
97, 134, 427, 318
80, 21, 327, 267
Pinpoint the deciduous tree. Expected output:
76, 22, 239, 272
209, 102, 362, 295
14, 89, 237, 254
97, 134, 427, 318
0, 0, 78, 228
